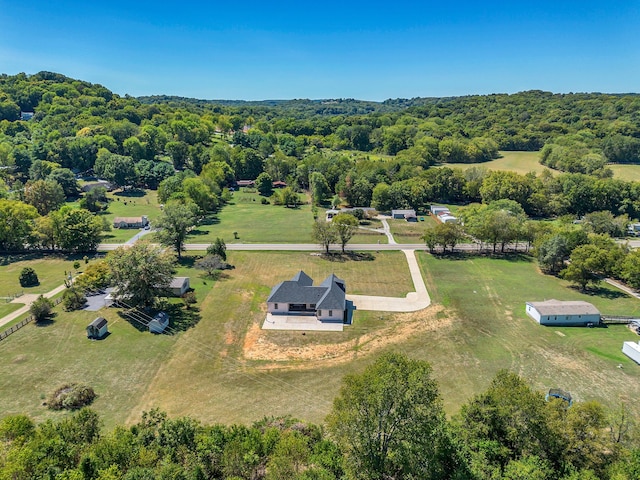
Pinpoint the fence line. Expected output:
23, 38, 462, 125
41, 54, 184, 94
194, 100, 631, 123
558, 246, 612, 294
0, 297, 62, 342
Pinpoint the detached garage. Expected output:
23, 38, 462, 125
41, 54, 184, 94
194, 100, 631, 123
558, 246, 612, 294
526, 300, 600, 326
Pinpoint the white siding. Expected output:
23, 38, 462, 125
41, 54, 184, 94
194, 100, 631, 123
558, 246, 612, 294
525, 304, 542, 323
267, 302, 289, 314
623, 342, 640, 364
317, 309, 344, 322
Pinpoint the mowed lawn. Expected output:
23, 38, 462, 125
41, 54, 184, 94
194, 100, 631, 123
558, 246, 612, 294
415, 253, 640, 417
440, 151, 548, 175
100, 189, 161, 243
389, 217, 436, 243
126, 251, 415, 425
0, 254, 85, 297
0, 306, 177, 430
185, 191, 314, 244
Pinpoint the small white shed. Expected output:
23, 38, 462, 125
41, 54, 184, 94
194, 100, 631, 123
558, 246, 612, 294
149, 311, 169, 334
87, 317, 108, 339
526, 300, 600, 326
169, 277, 190, 296
439, 214, 458, 224
622, 341, 640, 364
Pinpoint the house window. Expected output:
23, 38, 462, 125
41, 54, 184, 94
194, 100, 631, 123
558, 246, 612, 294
329, 310, 333, 317
318, 309, 322, 316
310, 304, 316, 309
274, 303, 278, 310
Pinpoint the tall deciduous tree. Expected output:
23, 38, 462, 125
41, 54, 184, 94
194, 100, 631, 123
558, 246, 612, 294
0, 199, 38, 251
24, 179, 65, 215
52, 207, 104, 252
312, 220, 336, 254
332, 213, 358, 253
106, 242, 175, 308
327, 353, 461, 480
155, 201, 198, 259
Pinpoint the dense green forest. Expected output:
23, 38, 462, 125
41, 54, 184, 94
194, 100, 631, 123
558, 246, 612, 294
1, 354, 639, 480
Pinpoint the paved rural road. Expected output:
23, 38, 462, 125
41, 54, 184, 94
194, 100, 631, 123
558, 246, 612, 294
98, 242, 529, 252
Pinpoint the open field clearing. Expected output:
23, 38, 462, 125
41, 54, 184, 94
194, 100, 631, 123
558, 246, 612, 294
185, 191, 315, 244
609, 164, 640, 182
417, 253, 640, 417
440, 151, 549, 175
0, 254, 83, 296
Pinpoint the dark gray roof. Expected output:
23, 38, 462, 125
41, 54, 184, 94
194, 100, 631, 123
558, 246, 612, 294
320, 274, 344, 288
317, 282, 346, 310
89, 317, 107, 329
267, 271, 346, 309
291, 270, 313, 287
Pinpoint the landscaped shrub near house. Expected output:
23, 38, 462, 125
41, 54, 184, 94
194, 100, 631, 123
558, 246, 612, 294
19, 267, 39, 287
46, 384, 96, 410
62, 288, 87, 311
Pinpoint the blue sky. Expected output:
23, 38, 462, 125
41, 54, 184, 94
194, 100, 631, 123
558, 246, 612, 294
0, 1, 638, 100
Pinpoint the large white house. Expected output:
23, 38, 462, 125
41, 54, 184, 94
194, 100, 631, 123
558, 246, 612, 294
525, 300, 601, 326
267, 271, 346, 322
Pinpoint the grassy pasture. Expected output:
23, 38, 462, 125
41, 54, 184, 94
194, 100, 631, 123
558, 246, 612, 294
609, 164, 640, 182
0, 306, 177, 430
440, 151, 548, 175
0, 254, 84, 297
3, 250, 640, 428
388, 217, 436, 243
185, 190, 314, 244
416, 253, 640, 416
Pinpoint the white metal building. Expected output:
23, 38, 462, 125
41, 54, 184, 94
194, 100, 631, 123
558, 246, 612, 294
623, 341, 640, 364
525, 300, 600, 326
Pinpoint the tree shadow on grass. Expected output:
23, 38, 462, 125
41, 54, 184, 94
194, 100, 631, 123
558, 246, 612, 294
322, 252, 375, 262
164, 303, 201, 333
33, 312, 57, 327
571, 285, 629, 300
198, 215, 220, 226
117, 309, 150, 332
430, 251, 533, 263
0, 252, 86, 266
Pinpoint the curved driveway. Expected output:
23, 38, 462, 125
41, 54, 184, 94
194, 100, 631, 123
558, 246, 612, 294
347, 249, 430, 312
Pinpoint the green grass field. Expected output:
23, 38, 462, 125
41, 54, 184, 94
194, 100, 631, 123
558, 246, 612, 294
388, 217, 436, 243
0, 254, 85, 297
183, 190, 315, 244
416, 253, 640, 415
2, 250, 640, 429
100, 189, 161, 243
440, 151, 549, 175
609, 164, 640, 182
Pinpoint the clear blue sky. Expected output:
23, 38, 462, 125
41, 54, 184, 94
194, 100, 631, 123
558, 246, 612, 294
1, 1, 638, 100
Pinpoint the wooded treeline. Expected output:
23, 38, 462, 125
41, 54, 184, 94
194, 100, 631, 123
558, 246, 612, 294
1, 71, 640, 254
1, 354, 639, 480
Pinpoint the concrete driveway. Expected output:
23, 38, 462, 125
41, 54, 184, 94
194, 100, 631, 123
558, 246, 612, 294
347, 249, 430, 312
263, 313, 345, 331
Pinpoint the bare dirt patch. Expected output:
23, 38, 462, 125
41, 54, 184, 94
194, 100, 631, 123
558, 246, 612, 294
243, 305, 450, 370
